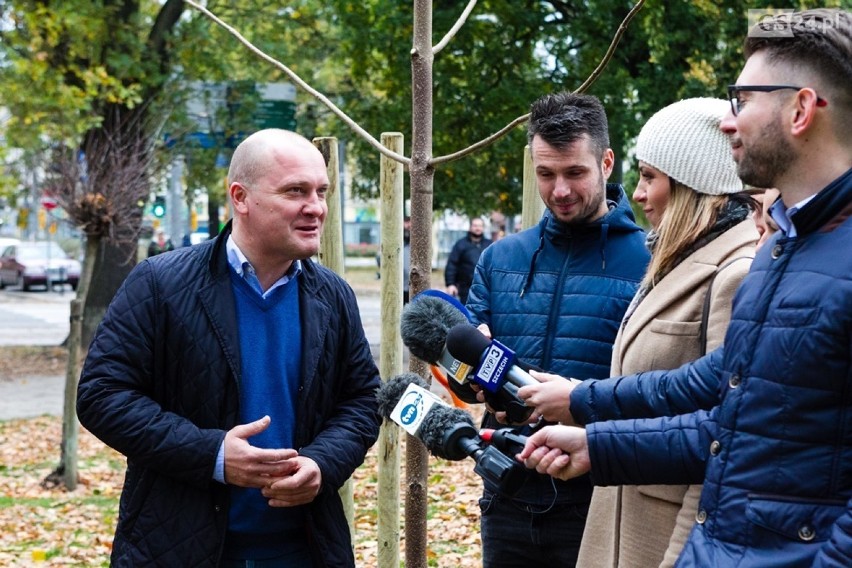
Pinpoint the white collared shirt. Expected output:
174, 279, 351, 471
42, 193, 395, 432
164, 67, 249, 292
225, 236, 301, 298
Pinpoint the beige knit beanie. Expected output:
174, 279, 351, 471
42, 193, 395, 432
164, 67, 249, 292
635, 98, 742, 195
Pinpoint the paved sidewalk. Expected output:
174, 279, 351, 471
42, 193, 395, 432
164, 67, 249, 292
0, 375, 65, 420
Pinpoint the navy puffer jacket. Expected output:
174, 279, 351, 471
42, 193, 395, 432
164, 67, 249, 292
459, 184, 649, 503
586, 167, 852, 567
77, 225, 381, 567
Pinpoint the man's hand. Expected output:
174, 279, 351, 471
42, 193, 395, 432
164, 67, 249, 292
517, 371, 581, 425
262, 456, 322, 507
223, 416, 299, 488
517, 425, 591, 481
446, 284, 459, 298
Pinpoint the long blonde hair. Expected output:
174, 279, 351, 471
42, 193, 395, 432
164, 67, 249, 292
642, 180, 728, 289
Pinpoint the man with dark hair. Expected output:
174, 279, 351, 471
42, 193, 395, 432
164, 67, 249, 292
449, 92, 650, 567
444, 217, 491, 304
519, 9, 852, 566
78, 129, 381, 567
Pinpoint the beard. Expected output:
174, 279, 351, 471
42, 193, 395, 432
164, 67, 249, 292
552, 170, 608, 225
736, 117, 795, 188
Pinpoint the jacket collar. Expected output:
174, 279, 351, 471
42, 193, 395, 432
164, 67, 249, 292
786, 167, 852, 237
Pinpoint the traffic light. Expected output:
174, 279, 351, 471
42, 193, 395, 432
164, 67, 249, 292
152, 196, 166, 218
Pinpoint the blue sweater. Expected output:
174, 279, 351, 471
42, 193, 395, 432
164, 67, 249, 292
227, 272, 304, 555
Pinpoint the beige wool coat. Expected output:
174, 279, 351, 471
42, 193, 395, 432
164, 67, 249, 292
577, 219, 758, 568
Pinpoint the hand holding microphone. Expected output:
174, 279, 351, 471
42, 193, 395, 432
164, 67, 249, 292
517, 371, 583, 426
445, 323, 540, 424
517, 425, 591, 481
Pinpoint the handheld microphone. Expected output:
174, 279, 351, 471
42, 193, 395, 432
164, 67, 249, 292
446, 324, 537, 391
375, 373, 526, 494
400, 291, 475, 385
376, 373, 478, 456
480, 428, 528, 458
376, 372, 430, 423
445, 324, 538, 423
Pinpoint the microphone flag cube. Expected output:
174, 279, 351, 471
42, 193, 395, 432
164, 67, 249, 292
438, 349, 474, 385
472, 339, 516, 393
389, 382, 449, 437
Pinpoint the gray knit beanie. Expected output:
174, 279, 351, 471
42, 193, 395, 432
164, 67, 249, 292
635, 97, 742, 195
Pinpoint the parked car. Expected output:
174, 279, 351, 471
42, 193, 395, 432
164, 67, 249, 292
0, 237, 21, 251
0, 241, 81, 291
0, 237, 20, 274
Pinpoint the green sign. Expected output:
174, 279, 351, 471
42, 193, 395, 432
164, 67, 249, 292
255, 99, 297, 130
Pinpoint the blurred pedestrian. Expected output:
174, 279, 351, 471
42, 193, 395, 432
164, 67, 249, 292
403, 215, 411, 303
147, 227, 174, 257
444, 217, 492, 304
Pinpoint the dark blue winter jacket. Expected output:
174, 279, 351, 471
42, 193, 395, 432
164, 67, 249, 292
462, 184, 649, 504
585, 167, 852, 567
77, 224, 381, 567
571, 346, 724, 424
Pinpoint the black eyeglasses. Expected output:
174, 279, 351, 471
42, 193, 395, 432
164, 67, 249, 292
727, 84, 828, 116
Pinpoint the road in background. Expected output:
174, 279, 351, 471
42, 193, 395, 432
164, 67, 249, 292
0, 285, 383, 347
0, 287, 73, 346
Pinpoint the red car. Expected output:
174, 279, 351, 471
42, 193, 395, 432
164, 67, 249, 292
0, 241, 81, 291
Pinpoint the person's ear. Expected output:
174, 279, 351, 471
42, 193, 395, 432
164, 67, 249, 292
790, 88, 823, 137
230, 182, 249, 214
601, 148, 615, 180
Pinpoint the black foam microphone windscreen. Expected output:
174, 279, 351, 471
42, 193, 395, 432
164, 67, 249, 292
418, 403, 479, 461
400, 295, 470, 363
375, 372, 429, 420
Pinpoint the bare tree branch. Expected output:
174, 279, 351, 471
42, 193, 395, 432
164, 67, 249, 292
430, 113, 529, 166
432, 0, 645, 165
573, 0, 645, 94
187, 0, 644, 171
432, 0, 478, 55
184, 0, 411, 167
48, 107, 166, 261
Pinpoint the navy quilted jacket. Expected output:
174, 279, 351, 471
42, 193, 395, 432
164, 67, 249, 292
586, 167, 852, 567
461, 184, 649, 503
570, 346, 724, 424
77, 225, 381, 567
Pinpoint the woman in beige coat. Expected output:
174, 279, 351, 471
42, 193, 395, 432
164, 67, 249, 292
575, 98, 759, 568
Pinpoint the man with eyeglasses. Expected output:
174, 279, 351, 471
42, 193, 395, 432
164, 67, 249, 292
515, 8, 852, 566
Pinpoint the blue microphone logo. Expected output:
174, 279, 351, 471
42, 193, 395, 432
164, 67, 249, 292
399, 391, 424, 426
473, 340, 515, 393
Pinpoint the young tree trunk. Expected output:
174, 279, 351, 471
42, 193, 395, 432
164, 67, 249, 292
42, 235, 100, 490
405, 2, 435, 566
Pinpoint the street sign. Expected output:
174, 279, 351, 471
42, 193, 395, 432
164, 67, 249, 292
181, 81, 298, 145
255, 99, 297, 130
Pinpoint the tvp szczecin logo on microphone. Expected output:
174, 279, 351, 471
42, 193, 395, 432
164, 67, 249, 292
390, 383, 447, 437
474, 340, 515, 393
